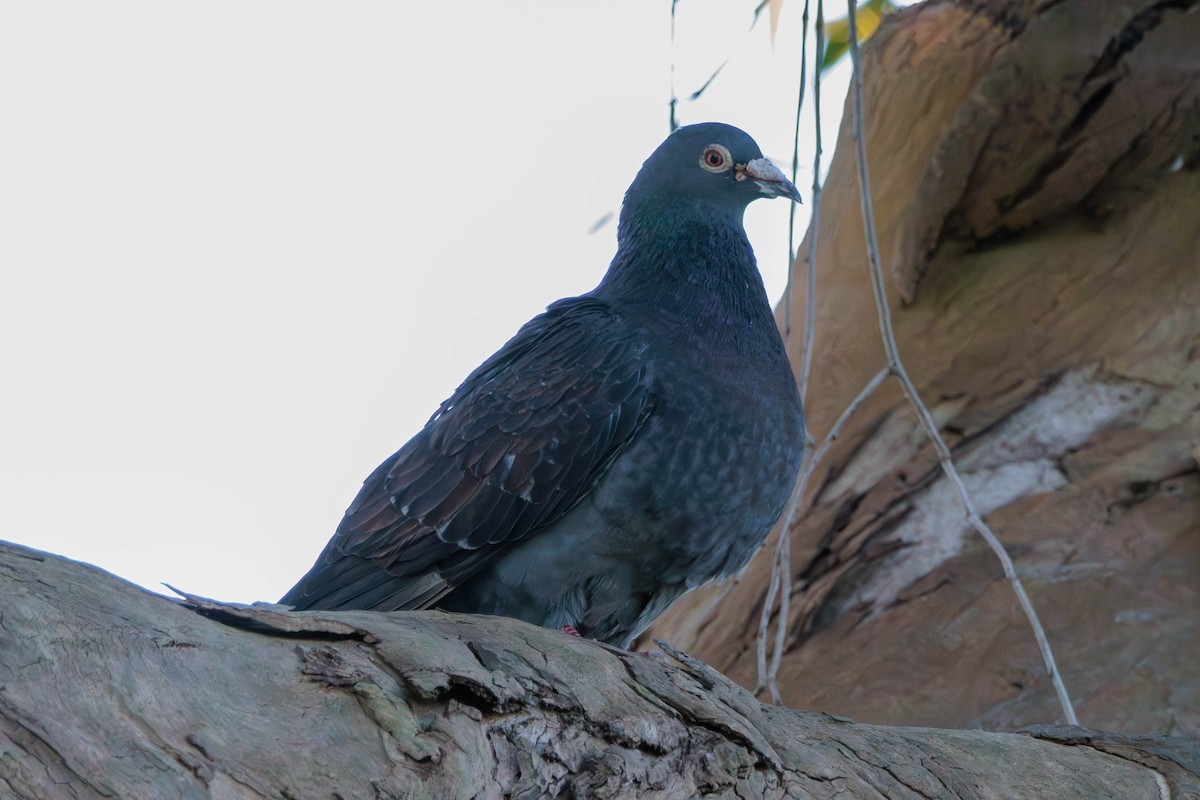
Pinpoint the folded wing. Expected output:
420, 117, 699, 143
281, 296, 654, 611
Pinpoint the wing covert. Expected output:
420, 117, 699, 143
282, 296, 653, 610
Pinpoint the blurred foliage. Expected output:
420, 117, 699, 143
822, 0, 900, 70
677, 0, 901, 125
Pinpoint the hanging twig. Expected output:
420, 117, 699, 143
758, 0, 833, 703
756, 538, 784, 693
669, 0, 680, 132
799, 0, 824, 407
764, 366, 887, 703
781, 0, 811, 346
758, 0, 815, 697
842, 0, 1078, 725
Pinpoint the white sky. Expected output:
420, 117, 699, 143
1, 2, 857, 604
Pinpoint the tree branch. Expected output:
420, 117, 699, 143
2, 540, 1190, 798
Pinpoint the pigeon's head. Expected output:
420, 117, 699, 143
625, 122, 802, 215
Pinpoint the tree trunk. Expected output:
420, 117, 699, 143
645, 0, 1200, 734
2, 540, 1196, 799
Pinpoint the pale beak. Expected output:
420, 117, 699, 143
736, 158, 803, 203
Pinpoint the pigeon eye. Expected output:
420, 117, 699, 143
700, 144, 732, 173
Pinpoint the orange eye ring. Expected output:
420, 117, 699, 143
699, 144, 732, 173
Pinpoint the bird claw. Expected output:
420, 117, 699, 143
561, 624, 582, 638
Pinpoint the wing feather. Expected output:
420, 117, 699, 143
280, 297, 654, 611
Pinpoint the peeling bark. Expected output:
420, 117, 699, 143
647, 0, 1200, 736
1, 541, 1196, 799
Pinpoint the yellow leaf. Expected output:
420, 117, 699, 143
821, 0, 898, 71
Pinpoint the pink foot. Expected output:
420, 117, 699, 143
561, 624, 582, 638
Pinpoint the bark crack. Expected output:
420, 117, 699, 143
617, 651, 784, 774
834, 736, 940, 800
0, 702, 117, 798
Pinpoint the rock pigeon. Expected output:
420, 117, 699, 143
281, 123, 805, 648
